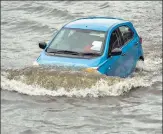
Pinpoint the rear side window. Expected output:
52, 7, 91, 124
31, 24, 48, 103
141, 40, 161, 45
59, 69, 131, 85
119, 26, 134, 45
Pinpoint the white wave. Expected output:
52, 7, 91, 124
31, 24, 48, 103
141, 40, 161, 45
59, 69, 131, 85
1, 73, 153, 97
136, 58, 162, 72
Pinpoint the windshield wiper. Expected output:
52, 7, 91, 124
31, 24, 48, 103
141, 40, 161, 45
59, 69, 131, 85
46, 49, 82, 55
46, 48, 101, 57
82, 52, 101, 56
56, 50, 82, 55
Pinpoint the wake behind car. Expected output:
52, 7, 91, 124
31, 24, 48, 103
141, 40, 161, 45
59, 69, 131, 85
33, 16, 144, 78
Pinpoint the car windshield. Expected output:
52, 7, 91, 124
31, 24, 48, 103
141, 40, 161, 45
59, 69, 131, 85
46, 28, 106, 55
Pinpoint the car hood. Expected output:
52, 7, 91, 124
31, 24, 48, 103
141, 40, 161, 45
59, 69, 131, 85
36, 52, 103, 68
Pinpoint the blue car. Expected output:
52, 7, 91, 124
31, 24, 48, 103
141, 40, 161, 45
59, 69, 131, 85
34, 16, 144, 78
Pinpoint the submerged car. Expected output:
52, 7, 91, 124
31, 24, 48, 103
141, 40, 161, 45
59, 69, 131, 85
34, 16, 144, 78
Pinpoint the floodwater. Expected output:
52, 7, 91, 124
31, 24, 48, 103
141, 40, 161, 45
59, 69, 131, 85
1, 1, 162, 134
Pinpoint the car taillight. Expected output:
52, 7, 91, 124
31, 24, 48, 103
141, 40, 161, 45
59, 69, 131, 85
139, 36, 142, 44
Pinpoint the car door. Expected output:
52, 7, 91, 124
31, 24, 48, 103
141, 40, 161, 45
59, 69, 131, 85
98, 28, 124, 77
98, 25, 138, 77
105, 28, 125, 77
117, 25, 139, 77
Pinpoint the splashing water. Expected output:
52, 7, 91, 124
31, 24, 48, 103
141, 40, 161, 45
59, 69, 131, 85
1, 58, 162, 97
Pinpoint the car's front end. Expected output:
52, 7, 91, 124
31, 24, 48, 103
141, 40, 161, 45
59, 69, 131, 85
34, 51, 105, 73
33, 26, 108, 74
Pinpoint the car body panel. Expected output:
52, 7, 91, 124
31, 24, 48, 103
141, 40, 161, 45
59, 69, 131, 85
37, 50, 106, 68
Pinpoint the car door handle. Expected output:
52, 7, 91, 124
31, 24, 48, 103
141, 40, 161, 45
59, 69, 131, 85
121, 53, 126, 56
134, 42, 139, 46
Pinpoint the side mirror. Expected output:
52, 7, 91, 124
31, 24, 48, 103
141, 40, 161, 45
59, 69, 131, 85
39, 42, 47, 49
111, 48, 122, 56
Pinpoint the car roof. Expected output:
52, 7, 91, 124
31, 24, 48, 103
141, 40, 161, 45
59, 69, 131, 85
64, 17, 129, 32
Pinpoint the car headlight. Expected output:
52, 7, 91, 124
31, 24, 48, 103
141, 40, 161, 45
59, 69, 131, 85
84, 67, 99, 73
33, 61, 39, 66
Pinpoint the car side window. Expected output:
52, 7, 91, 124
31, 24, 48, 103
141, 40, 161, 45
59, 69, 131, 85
119, 26, 134, 45
110, 30, 121, 49
108, 29, 122, 56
